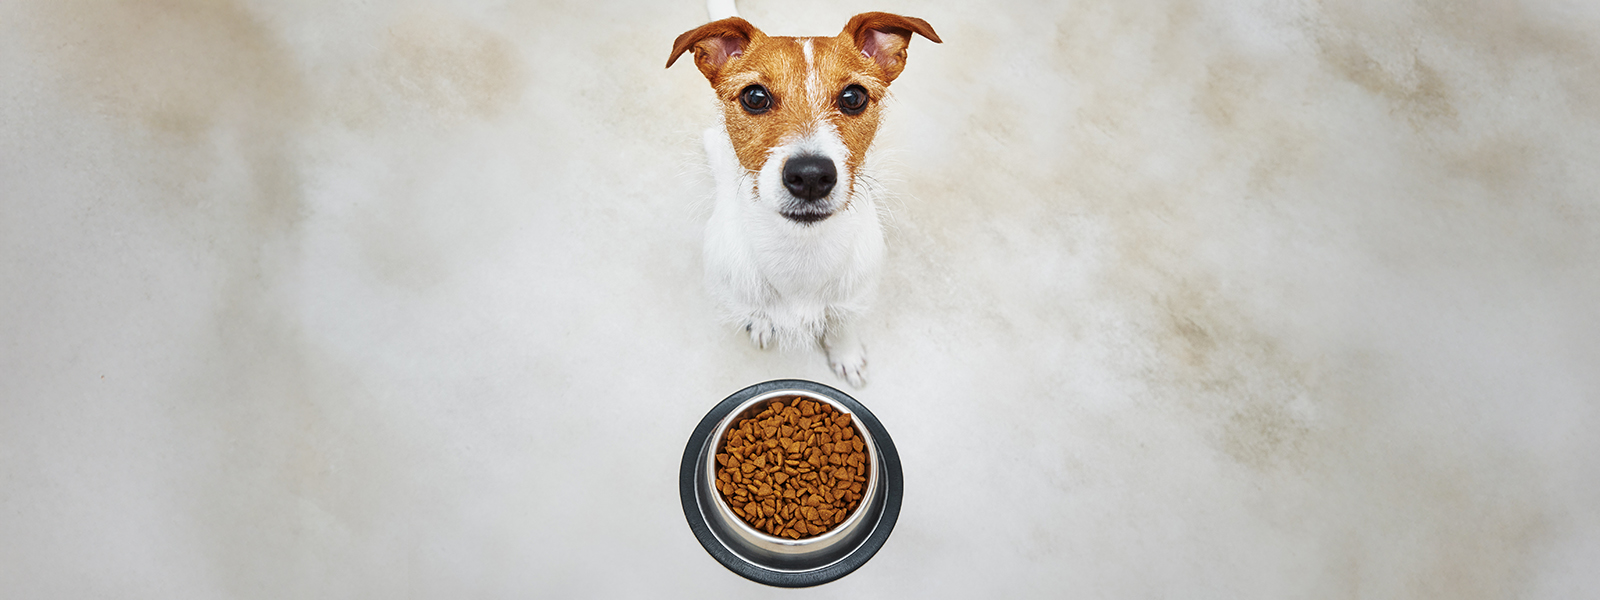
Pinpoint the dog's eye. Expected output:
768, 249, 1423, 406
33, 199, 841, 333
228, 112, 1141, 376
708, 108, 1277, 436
838, 85, 869, 115
739, 85, 772, 114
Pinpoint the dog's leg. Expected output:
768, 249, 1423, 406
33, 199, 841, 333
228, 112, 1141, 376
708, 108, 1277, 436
745, 313, 776, 350
822, 318, 868, 388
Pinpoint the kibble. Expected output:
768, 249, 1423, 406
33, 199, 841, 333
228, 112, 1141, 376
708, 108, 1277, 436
714, 397, 870, 539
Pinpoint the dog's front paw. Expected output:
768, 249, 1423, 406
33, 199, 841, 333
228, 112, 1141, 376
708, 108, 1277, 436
745, 316, 775, 350
826, 344, 868, 389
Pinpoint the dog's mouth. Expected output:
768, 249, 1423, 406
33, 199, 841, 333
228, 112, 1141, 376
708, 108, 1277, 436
777, 193, 845, 224
781, 210, 834, 224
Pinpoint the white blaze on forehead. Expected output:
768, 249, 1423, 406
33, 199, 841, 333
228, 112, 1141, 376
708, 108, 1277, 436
802, 38, 821, 108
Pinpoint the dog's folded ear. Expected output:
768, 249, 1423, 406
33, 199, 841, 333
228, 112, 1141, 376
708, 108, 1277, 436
668, 17, 762, 83
841, 13, 941, 83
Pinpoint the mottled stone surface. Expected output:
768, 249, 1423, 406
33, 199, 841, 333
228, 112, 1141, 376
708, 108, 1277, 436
3, 0, 1597, 597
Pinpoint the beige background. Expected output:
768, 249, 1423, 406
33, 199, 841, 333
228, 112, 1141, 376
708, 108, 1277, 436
3, 0, 1598, 597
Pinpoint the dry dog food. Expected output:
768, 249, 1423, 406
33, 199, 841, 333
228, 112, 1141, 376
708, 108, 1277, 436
714, 397, 869, 539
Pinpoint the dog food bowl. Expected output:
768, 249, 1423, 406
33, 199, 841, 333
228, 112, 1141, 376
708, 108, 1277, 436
680, 379, 903, 587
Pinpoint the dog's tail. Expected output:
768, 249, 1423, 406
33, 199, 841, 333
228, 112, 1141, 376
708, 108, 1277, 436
706, 0, 739, 20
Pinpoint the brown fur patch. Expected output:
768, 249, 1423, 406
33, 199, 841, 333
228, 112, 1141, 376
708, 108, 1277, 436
670, 14, 940, 198
842, 12, 942, 82
713, 34, 887, 193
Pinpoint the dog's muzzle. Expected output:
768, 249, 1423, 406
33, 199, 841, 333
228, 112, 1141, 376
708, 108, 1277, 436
783, 155, 836, 202
780, 155, 838, 223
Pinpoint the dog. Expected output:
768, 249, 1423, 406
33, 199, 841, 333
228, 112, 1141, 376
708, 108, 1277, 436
667, 7, 939, 388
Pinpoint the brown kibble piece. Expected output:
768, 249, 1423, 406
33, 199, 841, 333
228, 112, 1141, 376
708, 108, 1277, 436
715, 395, 870, 539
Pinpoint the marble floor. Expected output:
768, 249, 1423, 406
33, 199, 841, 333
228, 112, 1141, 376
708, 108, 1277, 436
3, 0, 1598, 597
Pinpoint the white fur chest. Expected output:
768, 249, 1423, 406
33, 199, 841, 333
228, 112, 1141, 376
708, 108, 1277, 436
701, 127, 884, 345
742, 201, 882, 303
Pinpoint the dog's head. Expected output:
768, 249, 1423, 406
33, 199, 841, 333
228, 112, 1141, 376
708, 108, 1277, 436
668, 13, 940, 224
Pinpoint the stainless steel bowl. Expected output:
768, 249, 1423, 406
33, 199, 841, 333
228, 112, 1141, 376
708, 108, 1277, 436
700, 389, 881, 571
681, 379, 902, 587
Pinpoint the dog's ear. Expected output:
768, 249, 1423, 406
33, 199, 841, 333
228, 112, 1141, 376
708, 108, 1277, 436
840, 12, 941, 83
667, 17, 762, 83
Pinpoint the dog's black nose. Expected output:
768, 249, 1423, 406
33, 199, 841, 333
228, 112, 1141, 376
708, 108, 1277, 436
782, 155, 836, 201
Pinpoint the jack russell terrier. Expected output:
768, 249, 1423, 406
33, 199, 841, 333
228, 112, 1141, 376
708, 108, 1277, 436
667, 6, 940, 388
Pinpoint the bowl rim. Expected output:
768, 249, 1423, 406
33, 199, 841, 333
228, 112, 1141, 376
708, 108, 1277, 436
679, 379, 904, 588
703, 388, 882, 551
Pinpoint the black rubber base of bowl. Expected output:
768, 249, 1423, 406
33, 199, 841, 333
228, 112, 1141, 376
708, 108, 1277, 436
679, 379, 904, 588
